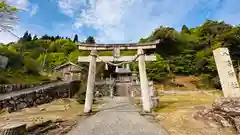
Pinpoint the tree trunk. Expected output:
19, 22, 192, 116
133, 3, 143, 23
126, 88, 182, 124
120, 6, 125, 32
0, 123, 27, 135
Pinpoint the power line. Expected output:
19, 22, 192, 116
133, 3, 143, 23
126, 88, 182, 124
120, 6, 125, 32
6, 29, 20, 39
0, 26, 20, 39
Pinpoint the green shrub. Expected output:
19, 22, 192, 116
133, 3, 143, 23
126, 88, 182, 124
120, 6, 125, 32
23, 56, 40, 75
76, 91, 86, 104
76, 78, 87, 104
0, 76, 10, 84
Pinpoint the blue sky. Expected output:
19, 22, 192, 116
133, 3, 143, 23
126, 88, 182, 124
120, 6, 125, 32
1, 0, 240, 44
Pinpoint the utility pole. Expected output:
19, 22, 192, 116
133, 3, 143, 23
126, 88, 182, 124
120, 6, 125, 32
42, 49, 48, 72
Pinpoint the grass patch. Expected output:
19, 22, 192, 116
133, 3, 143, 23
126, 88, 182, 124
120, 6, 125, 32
155, 91, 222, 113
153, 91, 235, 135
0, 69, 50, 84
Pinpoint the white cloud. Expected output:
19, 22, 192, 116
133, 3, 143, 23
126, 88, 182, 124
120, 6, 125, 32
58, 0, 87, 17
0, 25, 24, 44
51, 23, 87, 41
57, 0, 240, 43
57, 0, 211, 43
71, 0, 203, 43
0, 32, 18, 44
5, 0, 29, 10
30, 4, 39, 16
0, 0, 31, 44
56, 0, 240, 43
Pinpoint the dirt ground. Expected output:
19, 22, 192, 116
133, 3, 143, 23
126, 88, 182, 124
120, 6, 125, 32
0, 87, 236, 135
154, 90, 236, 135
0, 98, 98, 134
154, 75, 213, 91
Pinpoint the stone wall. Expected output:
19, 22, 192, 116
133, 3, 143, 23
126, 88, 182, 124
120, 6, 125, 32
0, 81, 58, 94
94, 80, 115, 97
0, 81, 81, 113
130, 84, 141, 97
130, 83, 160, 108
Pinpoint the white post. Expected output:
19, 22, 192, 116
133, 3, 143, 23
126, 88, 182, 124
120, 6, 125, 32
110, 86, 114, 98
84, 50, 97, 113
213, 48, 240, 97
149, 81, 154, 97
131, 90, 134, 97
138, 48, 151, 112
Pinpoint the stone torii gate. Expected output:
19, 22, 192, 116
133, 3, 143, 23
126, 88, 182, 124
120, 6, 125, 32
78, 40, 159, 113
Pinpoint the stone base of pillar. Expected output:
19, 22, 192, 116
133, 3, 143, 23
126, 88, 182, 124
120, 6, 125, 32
151, 97, 160, 108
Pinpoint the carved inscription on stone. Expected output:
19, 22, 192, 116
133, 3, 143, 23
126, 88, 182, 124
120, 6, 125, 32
213, 48, 240, 97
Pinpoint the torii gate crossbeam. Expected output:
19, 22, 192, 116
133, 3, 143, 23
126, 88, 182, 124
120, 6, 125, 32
78, 55, 156, 62
78, 41, 158, 113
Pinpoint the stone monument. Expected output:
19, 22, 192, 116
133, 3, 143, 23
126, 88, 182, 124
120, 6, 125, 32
213, 47, 240, 97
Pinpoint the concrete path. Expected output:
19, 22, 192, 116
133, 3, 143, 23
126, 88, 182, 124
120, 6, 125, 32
67, 97, 169, 135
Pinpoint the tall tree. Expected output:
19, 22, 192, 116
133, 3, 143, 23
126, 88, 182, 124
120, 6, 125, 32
181, 25, 190, 34
22, 31, 29, 39
33, 34, 38, 40
19, 31, 29, 42
27, 33, 32, 41
41, 34, 50, 40
50, 36, 54, 41
0, 1, 18, 32
73, 34, 79, 43
55, 35, 61, 40
86, 36, 95, 44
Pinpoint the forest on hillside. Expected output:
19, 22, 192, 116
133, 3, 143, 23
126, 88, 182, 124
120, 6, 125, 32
1, 20, 240, 89
1, 2, 240, 88
140, 20, 240, 89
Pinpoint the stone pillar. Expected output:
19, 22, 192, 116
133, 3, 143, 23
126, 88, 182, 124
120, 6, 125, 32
131, 90, 134, 97
138, 48, 151, 112
149, 81, 154, 97
84, 50, 97, 113
149, 81, 160, 108
110, 85, 114, 98
213, 48, 240, 97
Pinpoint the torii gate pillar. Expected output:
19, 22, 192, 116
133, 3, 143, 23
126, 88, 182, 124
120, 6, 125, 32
84, 50, 97, 113
138, 48, 151, 112
79, 40, 159, 113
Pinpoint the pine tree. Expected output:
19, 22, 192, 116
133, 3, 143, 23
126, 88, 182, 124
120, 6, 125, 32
19, 31, 29, 42
41, 34, 50, 40
73, 34, 79, 43
55, 35, 61, 40
86, 36, 95, 44
22, 31, 29, 39
181, 25, 190, 34
27, 33, 32, 41
50, 36, 54, 41
33, 35, 38, 40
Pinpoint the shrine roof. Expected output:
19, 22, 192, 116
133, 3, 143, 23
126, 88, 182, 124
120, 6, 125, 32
54, 61, 84, 70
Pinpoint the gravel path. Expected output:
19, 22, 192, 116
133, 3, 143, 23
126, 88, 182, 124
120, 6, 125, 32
67, 97, 169, 135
